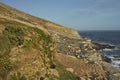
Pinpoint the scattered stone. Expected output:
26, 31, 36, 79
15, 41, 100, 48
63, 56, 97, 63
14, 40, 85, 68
92, 42, 115, 50
50, 63, 56, 69
68, 45, 71, 48
54, 33, 120, 80
40, 77, 44, 80
50, 47, 54, 51
102, 55, 112, 63
66, 68, 74, 73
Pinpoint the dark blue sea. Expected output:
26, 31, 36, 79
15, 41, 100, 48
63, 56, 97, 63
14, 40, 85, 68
79, 30, 120, 68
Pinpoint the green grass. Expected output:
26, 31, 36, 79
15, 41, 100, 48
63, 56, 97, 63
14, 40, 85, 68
0, 18, 26, 79
23, 39, 39, 49
0, 35, 11, 55
56, 61, 80, 80
0, 18, 25, 55
0, 54, 13, 80
32, 26, 78, 80
0, 18, 55, 79
46, 61, 80, 80
34, 28, 53, 65
34, 28, 52, 44
3, 25, 25, 47
46, 74, 58, 80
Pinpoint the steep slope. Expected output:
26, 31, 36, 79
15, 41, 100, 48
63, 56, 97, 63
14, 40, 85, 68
0, 2, 80, 80
0, 2, 120, 80
0, 18, 55, 80
0, 2, 81, 39
0, 17, 80, 80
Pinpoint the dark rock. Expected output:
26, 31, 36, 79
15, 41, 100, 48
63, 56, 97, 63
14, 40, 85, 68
113, 55, 120, 58
102, 55, 112, 63
75, 76, 80, 80
40, 77, 44, 80
92, 42, 115, 50
101, 62, 120, 80
50, 63, 56, 69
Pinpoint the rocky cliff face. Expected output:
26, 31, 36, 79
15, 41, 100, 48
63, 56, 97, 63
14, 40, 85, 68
0, 2, 120, 80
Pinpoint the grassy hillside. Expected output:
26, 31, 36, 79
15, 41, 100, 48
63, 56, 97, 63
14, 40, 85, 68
0, 2, 81, 80
0, 16, 79, 80
1, 2, 118, 80
0, 2, 81, 39
0, 18, 48, 79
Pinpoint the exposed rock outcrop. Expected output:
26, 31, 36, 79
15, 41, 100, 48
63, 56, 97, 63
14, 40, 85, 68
92, 42, 115, 50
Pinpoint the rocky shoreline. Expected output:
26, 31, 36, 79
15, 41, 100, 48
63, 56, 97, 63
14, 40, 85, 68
92, 42, 115, 50
53, 33, 120, 80
0, 2, 120, 80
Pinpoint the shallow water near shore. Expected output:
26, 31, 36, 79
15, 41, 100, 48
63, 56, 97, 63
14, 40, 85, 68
79, 30, 120, 68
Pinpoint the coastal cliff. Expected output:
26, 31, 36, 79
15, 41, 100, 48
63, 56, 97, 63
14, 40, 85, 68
0, 2, 120, 80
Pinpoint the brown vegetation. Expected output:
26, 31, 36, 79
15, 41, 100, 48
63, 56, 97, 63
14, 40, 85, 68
56, 53, 107, 79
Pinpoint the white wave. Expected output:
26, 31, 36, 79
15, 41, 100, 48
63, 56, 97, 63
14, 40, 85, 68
112, 60, 120, 63
114, 46, 120, 50
103, 48, 113, 51
111, 60, 120, 68
107, 56, 114, 59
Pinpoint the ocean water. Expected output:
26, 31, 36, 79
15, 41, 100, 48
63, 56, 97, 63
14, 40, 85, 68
79, 31, 120, 68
